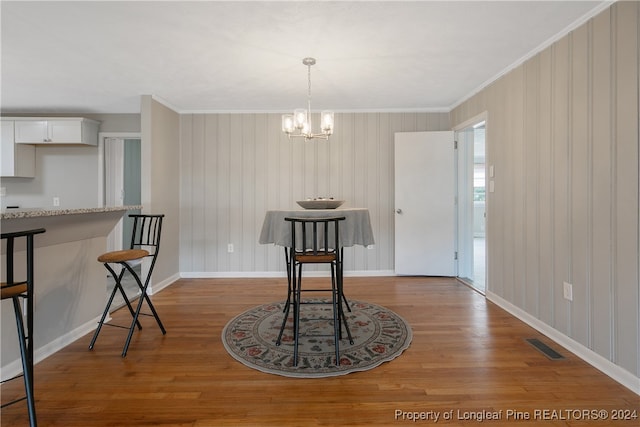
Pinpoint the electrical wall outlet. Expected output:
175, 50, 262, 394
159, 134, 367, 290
563, 281, 573, 301
53, 196, 60, 206
227, 243, 234, 253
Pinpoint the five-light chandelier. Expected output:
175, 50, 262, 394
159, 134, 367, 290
281, 57, 334, 141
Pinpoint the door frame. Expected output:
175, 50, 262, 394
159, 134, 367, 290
453, 112, 489, 293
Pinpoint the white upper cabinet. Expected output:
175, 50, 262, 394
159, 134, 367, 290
14, 118, 99, 145
1, 120, 35, 178
13, 119, 47, 143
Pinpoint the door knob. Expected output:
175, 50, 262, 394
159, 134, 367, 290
396, 209, 402, 214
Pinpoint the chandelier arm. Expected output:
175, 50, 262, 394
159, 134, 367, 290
287, 133, 329, 141
307, 133, 330, 140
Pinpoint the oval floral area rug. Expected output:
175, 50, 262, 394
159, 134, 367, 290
222, 299, 412, 378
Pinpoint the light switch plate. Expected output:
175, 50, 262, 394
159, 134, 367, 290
563, 282, 573, 301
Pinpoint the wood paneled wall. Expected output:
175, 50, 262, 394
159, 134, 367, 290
451, 2, 639, 378
179, 112, 449, 275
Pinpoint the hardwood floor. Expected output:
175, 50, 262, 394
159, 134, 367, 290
2, 277, 638, 426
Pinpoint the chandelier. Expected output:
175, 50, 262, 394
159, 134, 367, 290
281, 57, 334, 141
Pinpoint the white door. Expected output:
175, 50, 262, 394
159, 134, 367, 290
394, 131, 455, 276
456, 126, 475, 280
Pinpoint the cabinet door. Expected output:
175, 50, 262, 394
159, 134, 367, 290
1, 121, 35, 177
15, 120, 48, 143
1, 121, 16, 174
48, 120, 83, 143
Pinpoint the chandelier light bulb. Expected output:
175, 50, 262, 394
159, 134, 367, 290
294, 109, 307, 130
301, 120, 311, 136
321, 111, 334, 134
282, 114, 295, 134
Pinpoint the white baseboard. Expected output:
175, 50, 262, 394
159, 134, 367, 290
1, 314, 106, 382
148, 273, 181, 295
486, 290, 640, 396
181, 271, 285, 279
180, 270, 395, 279
2, 273, 175, 381
347, 270, 395, 277
2, 273, 180, 381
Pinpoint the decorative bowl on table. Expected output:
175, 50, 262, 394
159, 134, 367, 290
296, 198, 345, 210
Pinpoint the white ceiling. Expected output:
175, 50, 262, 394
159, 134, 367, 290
1, 1, 609, 114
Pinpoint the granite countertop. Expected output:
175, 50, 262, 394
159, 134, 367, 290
1, 205, 143, 220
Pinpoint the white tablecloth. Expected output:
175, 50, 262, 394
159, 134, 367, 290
259, 208, 375, 248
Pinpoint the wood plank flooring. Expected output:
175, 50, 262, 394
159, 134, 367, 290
2, 276, 638, 426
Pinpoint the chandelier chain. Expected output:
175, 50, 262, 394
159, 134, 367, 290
307, 62, 312, 114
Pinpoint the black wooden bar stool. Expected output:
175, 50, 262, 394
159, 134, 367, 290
1, 227, 46, 427
275, 216, 353, 366
89, 214, 166, 357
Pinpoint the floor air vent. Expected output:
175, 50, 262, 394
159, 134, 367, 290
526, 338, 565, 360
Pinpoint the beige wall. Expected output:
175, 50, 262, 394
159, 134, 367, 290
179, 112, 450, 275
85, 113, 141, 133
141, 96, 181, 287
451, 2, 639, 378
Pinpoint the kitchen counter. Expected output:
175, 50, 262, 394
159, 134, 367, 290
1, 205, 142, 379
1, 205, 143, 248
1, 205, 142, 220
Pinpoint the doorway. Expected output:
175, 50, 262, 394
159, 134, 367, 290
103, 136, 142, 309
455, 120, 486, 293
104, 137, 142, 250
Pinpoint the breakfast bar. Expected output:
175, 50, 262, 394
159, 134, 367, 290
0, 206, 139, 379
